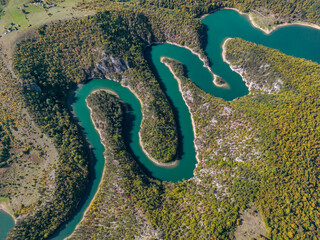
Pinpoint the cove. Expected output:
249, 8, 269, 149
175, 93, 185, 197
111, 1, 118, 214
148, 9, 320, 102
0, 210, 14, 239
3, 8, 319, 240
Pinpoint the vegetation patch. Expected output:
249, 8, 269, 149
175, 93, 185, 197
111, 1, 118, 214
138, 0, 320, 24
1, 0, 320, 239
0, 52, 58, 217
233, 203, 267, 240
69, 90, 161, 239
9, 6, 206, 238
226, 38, 320, 239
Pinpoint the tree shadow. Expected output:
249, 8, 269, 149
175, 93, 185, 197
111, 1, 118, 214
122, 101, 153, 177
144, 47, 185, 161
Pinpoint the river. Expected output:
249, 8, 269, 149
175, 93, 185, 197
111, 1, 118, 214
0, 210, 14, 240
2, 8, 320, 240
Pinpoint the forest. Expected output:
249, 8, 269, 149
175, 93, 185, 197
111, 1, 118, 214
139, 0, 320, 24
72, 78, 245, 239
1, 0, 320, 239
137, 45, 320, 239
227, 38, 320, 239
12, 5, 208, 165
73, 54, 269, 239
8, 5, 205, 239
84, 0, 320, 25
71, 90, 163, 239
0, 54, 20, 169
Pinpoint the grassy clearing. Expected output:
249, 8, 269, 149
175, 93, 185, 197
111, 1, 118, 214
233, 203, 267, 240
0, 0, 95, 61
0, 196, 10, 204
1, 0, 31, 30
0, 55, 59, 217
0, 196, 14, 215
249, 8, 278, 31
0, 0, 94, 227
0, 109, 59, 215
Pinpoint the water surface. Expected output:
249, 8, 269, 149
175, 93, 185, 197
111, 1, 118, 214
4, 9, 320, 240
51, 10, 319, 239
0, 210, 14, 239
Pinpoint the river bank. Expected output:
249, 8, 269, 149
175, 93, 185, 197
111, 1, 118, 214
221, 37, 253, 94
247, 13, 320, 35
226, 7, 320, 34
160, 57, 200, 168
221, 37, 284, 94
67, 94, 109, 240
147, 41, 227, 89
221, 38, 232, 65
138, 132, 179, 167
167, 41, 229, 89
85, 88, 120, 147
126, 84, 179, 167
201, 7, 320, 35
0, 201, 16, 224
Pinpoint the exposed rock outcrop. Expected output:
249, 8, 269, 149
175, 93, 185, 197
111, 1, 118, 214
85, 53, 130, 82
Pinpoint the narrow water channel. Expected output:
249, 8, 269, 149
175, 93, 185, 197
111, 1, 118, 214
2, 9, 320, 240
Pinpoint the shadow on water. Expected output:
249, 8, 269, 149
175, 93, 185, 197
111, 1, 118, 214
200, 24, 212, 67
144, 48, 185, 161
122, 102, 153, 177
12, 8, 320, 240
49, 93, 98, 240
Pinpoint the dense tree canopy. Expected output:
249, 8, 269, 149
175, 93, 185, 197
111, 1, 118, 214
3, 0, 320, 238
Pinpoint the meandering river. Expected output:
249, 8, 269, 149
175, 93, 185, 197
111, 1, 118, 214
2, 9, 320, 240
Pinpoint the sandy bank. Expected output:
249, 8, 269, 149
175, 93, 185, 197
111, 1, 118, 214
166, 42, 228, 88
67, 97, 109, 239
89, 88, 179, 167
160, 57, 200, 167
90, 88, 119, 98
222, 7, 320, 35
221, 38, 255, 94
221, 38, 232, 65
213, 76, 229, 89
125, 85, 179, 167
0, 202, 16, 224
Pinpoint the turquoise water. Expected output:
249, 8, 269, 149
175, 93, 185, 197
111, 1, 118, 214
3, 8, 320, 240
147, 10, 320, 102
0, 210, 14, 239
50, 77, 197, 239
73, 80, 197, 182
